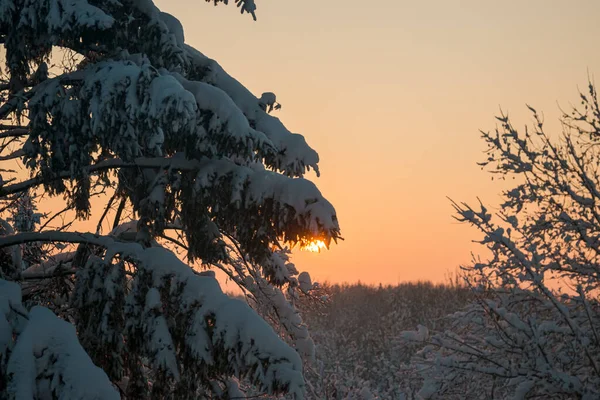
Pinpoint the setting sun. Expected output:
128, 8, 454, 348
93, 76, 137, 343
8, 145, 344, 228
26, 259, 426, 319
302, 240, 328, 253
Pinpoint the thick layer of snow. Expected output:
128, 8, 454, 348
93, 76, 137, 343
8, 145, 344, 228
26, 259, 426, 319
1, 0, 115, 33
104, 242, 305, 396
298, 271, 313, 292
172, 72, 272, 151
401, 325, 429, 342
0, 280, 23, 359
0, 280, 119, 400
21, 251, 75, 278
183, 44, 320, 177
0, 0, 340, 397
159, 12, 185, 45
194, 158, 339, 237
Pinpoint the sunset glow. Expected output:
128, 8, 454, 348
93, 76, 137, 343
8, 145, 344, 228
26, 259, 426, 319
302, 240, 327, 253
4, 0, 599, 396
150, 0, 600, 285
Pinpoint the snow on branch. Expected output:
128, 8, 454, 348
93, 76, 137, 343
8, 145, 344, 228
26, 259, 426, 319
26, 59, 198, 177
0, 0, 114, 85
81, 240, 305, 397
170, 71, 277, 162
0, 1, 339, 397
195, 159, 338, 234
181, 158, 339, 263
0, 231, 308, 396
411, 88, 600, 399
0, 280, 119, 399
184, 44, 321, 177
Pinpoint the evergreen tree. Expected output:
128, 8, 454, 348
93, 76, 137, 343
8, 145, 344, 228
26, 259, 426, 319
0, 0, 340, 398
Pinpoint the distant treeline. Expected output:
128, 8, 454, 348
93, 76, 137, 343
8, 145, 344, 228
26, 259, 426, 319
296, 279, 473, 399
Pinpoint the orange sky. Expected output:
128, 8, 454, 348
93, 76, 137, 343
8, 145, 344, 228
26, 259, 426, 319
4, 1, 600, 286
148, 0, 600, 285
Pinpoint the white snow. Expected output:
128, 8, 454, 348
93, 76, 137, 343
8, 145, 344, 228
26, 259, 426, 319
102, 241, 306, 395
6, 305, 119, 399
401, 325, 429, 342
159, 12, 185, 45
193, 158, 339, 238
22, 251, 75, 278
15, 0, 114, 34
172, 72, 271, 147
298, 271, 313, 292
184, 44, 321, 177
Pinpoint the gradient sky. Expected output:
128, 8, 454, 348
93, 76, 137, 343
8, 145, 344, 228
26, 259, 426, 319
4, 0, 591, 287
150, 0, 600, 285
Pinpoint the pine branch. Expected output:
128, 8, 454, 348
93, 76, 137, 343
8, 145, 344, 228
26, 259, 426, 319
0, 156, 203, 196
0, 231, 115, 250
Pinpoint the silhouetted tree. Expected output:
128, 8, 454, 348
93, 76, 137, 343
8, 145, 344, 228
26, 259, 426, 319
0, 0, 340, 398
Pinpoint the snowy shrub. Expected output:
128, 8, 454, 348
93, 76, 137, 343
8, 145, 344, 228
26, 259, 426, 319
405, 84, 600, 399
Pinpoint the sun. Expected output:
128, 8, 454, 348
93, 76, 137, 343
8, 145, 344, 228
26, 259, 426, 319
301, 240, 327, 253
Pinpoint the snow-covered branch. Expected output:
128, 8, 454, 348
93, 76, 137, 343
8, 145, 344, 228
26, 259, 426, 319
410, 83, 600, 399
0, 0, 339, 397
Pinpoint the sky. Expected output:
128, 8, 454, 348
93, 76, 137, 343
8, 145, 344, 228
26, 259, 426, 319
3, 0, 595, 286
149, 0, 600, 285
